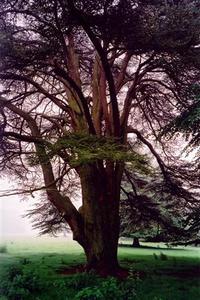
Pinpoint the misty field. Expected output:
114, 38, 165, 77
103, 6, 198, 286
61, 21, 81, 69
0, 237, 199, 300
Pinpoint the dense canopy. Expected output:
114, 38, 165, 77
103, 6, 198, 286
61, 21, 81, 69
0, 0, 200, 274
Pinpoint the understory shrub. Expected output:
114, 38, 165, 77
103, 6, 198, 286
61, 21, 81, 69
66, 272, 102, 290
19, 258, 31, 265
1, 264, 136, 299
74, 277, 136, 300
0, 245, 7, 253
159, 253, 168, 261
0, 264, 48, 300
153, 252, 168, 261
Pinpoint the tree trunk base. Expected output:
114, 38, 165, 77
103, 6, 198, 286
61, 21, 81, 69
58, 263, 129, 278
85, 263, 129, 278
132, 237, 140, 247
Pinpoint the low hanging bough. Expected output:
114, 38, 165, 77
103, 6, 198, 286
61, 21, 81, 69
0, 0, 200, 275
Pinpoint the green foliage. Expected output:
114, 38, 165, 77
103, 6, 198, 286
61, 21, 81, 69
153, 253, 158, 260
65, 272, 101, 290
28, 133, 150, 173
120, 163, 198, 244
162, 84, 200, 147
7, 265, 23, 281
52, 134, 149, 169
0, 245, 7, 254
19, 258, 31, 265
0, 264, 47, 300
75, 286, 105, 300
159, 252, 168, 261
74, 277, 136, 300
0, 239, 200, 300
0, 265, 135, 300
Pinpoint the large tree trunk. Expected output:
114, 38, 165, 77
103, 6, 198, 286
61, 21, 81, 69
77, 162, 123, 276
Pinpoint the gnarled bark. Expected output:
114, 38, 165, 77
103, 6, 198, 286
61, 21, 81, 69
77, 162, 123, 275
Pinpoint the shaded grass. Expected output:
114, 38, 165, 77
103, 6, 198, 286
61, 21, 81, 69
0, 237, 199, 299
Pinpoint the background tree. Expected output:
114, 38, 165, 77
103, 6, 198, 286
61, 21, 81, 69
120, 167, 198, 247
0, 0, 200, 275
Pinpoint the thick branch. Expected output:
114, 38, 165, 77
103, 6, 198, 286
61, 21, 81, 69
2, 131, 48, 145
116, 52, 132, 93
67, 1, 120, 136
1, 96, 85, 245
53, 65, 96, 134
0, 73, 70, 113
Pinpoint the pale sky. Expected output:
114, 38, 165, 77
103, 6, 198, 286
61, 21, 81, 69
0, 177, 79, 240
0, 179, 38, 239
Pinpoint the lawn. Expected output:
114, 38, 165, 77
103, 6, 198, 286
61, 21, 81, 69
0, 236, 199, 300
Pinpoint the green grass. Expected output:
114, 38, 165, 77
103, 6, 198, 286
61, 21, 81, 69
0, 245, 7, 254
0, 237, 199, 300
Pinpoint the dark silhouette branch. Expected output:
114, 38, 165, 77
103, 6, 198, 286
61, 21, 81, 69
127, 127, 168, 180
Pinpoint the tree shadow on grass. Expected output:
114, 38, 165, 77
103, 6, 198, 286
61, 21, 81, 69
118, 243, 189, 251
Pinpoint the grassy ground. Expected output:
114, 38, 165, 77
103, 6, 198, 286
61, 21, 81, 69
0, 236, 199, 299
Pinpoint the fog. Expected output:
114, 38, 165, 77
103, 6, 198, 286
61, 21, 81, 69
0, 179, 38, 239
0, 178, 77, 240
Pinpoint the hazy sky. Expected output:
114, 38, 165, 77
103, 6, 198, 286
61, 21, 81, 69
0, 178, 79, 239
0, 179, 38, 239
0, 147, 197, 241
